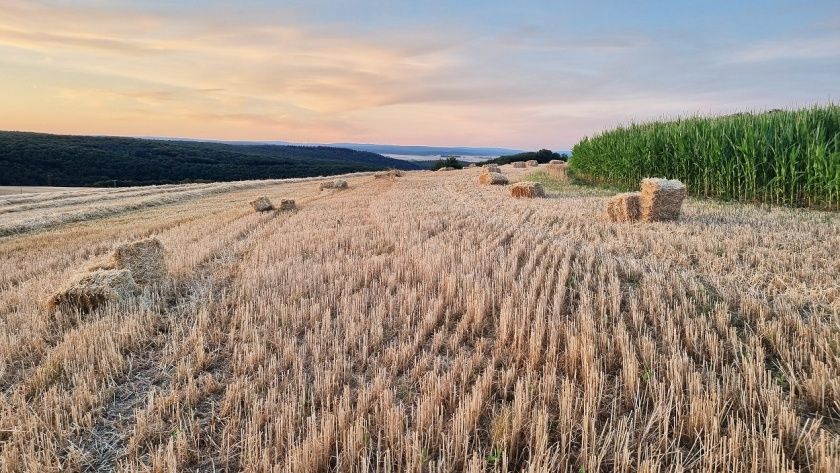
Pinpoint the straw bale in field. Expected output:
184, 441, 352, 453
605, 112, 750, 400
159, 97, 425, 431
90, 238, 167, 286
509, 181, 545, 198
512, 161, 527, 168
484, 164, 501, 173
549, 159, 564, 165
374, 172, 388, 179
478, 172, 509, 185
388, 169, 404, 178
546, 163, 569, 182
279, 199, 296, 211
46, 269, 139, 313
468, 163, 476, 168
250, 196, 274, 212
320, 180, 348, 190
437, 167, 453, 172
640, 178, 687, 222
605, 192, 641, 222
526, 160, 539, 167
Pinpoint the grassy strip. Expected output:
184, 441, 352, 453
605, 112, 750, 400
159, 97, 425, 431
524, 171, 613, 197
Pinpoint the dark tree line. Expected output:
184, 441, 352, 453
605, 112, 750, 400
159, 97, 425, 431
0, 131, 421, 187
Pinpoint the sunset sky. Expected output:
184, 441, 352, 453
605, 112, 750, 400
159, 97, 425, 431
1, 1, 838, 149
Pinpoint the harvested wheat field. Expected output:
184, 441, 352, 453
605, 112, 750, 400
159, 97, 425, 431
1, 167, 839, 472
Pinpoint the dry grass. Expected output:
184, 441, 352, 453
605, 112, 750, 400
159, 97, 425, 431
1, 169, 838, 472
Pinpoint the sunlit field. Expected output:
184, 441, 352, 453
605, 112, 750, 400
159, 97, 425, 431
1, 166, 838, 472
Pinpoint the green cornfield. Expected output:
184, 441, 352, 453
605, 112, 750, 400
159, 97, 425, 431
570, 105, 840, 209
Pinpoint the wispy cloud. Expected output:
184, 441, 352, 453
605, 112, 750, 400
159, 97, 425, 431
0, 0, 837, 148
724, 37, 840, 64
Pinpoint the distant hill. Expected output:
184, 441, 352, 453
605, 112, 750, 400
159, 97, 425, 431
0, 131, 421, 187
142, 137, 525, 158
326, 143, 525, 157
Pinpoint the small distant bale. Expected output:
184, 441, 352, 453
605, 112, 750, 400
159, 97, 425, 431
250, 196, 274, 212
546, 163, 569, 182
549, 159, 564, 165
509, 181, 545, 198
279, 199, 296, 211
375, 170, 403, 179
467, 163, 477, 168
46, 269, 139, 313
484, 164, 501, 173
91, 238, 167, 286
319, 179, 348, 190
437, 167, 453, 172
478, 172, 509, 185
605, 192, 641, 222
526, 160, 539, 167
512, 161, 527, 168
640, 178, 687, 222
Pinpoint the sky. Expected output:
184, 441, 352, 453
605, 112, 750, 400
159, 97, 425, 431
0, 1, 838, 149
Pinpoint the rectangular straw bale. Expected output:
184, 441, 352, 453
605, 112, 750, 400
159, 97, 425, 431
605, 192, 641, 222
250, 196, 274, 212
509, 181, 545, 198
640, 178, 687, 221
46, 269, 138, 313
478, 172, 509, 185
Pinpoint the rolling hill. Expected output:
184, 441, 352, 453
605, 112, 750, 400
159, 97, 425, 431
0, 131, 421, 187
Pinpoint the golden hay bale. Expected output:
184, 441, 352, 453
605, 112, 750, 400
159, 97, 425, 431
279, 199, 296, 211
46, 269, 139, 313
484, 164, 501, 173
436, 167, 453, 172
526, 160, 539, 167
250, 196, 274, 212
605, 192, 641, 222
467, 163, 477, 168
640, 178, 687, 222
549, 159, 564, 165
374, 171, 388, 179
89, 238, 167, 286
478, 172, 509, 185
509, 181, 545, 198
388, 169, 404, 178
546, 163, 569, 182
512, 161, 527, 168
319, 179, 348, 190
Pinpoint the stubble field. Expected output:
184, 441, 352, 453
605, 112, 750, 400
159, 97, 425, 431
0, 166, 838, 472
